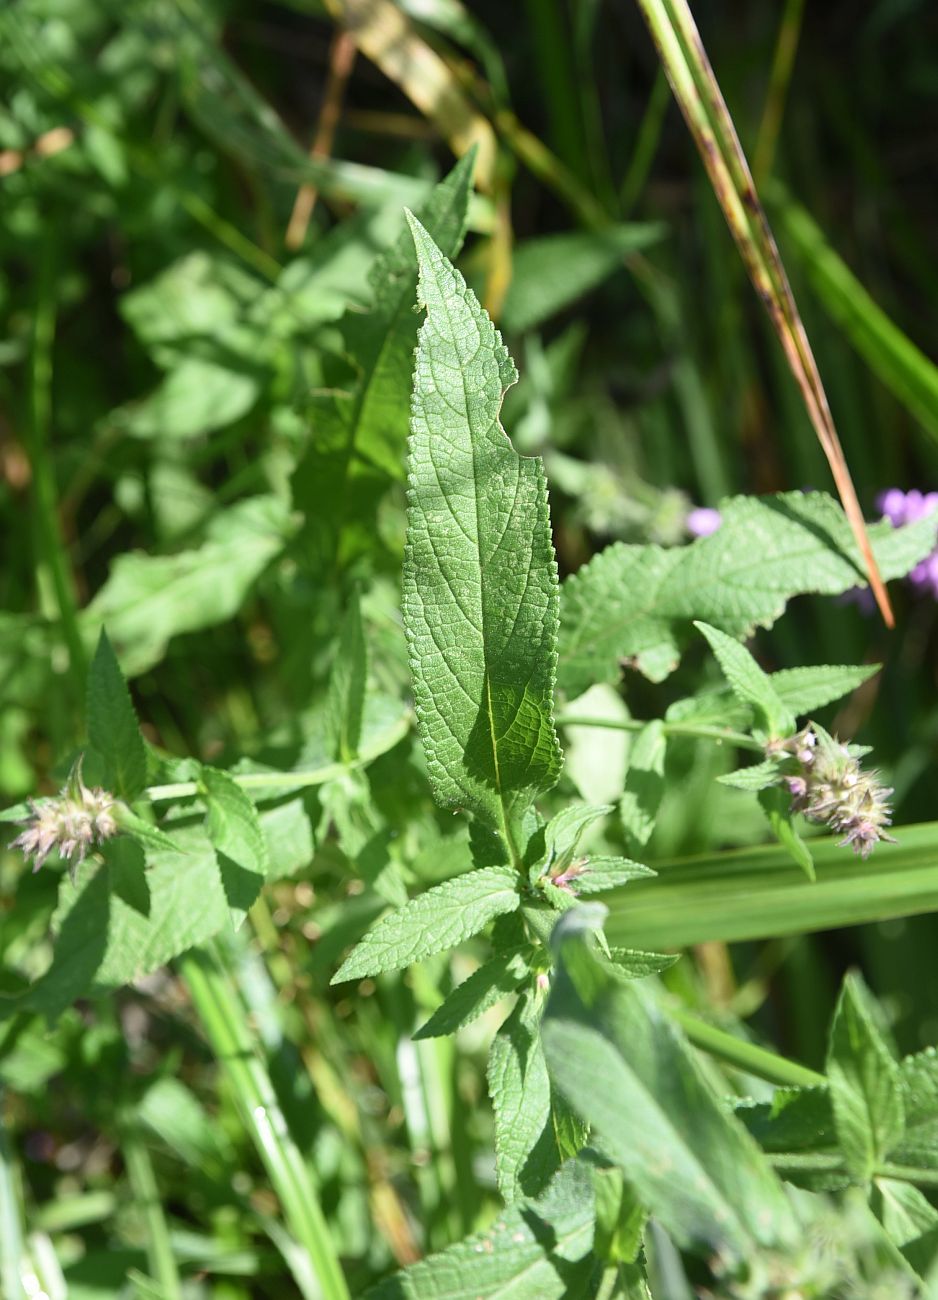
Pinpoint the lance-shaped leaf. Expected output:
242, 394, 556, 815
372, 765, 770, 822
488, 987, 558, 1202
331, 865, 521, 983
542, 908, 800, 1260
413, 949, 528, 1040
558, 491, 938, 692
86, 629, 147, 800
404, 215, 562, 838
695, 621, 794, 736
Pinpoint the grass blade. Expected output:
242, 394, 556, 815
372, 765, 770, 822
178, 947, 350, 1300
635, 0, 893, 625
771, 187, 938, 446
603, 821, 938, 950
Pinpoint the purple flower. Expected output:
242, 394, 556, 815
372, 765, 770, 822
686, 506, 722, 538
10, 760, 118, 878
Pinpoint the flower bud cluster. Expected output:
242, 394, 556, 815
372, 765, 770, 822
772, 724, 895, 859
11, 762, 118, 877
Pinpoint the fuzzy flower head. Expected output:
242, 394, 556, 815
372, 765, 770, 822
775, 724, 895, 859
11, 760, 118, 878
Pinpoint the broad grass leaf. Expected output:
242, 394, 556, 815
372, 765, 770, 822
331, 866, 521, 983
827, 972, 905, 1182
558, 491, 938, 692
86, 629, 147, 800
404, 216, 562, 833
501, 224, 664, 334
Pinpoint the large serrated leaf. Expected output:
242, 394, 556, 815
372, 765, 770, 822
403, 215, 562, 837
366, 1159, 596, 1299
558, 492, 938, 691
488, 987, 558, 1202
331, 865, 521, 983
86, 629, 147, 800
827, 972, 905, 1182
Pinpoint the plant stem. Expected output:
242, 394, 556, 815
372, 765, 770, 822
0, 1091, 25, 1300
557, 713, 763, 753
753, 0, 806, 187
121, 1120, 182, 1299
146, 713, 412, 802
178, 947, 350, 1300
670, 1005, 825, 1089
633, 0, 892, 626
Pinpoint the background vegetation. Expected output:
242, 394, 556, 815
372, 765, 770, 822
1, 0, 937, 1295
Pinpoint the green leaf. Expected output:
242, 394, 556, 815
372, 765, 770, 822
606, 947, 679, 979
695, 622, 794, 736
501, 224, 665, 334
569, 858, 654, 896
718, 760, 782, 791
413, 949, 528, 1040
735, 1086, 837, 1154
86, 629, 147, 801
201, 767, 269, 928
488, 987, 558, 1202
619, 722, 666, 854
769, 663, 881, 716
325, 594, 367, 762
112, 807, 186, 858
86, 496, 294, 676
291, 153, 476, 567
531, 802, 614, 888
558, 491, 938, 691
331, 865, 521, 983
759, 786, 816, 881
602, 820, 938, 950
366, 1159, 596, 1299
542, 909, 799, 1260
827, 972, 906, 1182
0, 802, 313, 1019
404, 214, 562, 837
